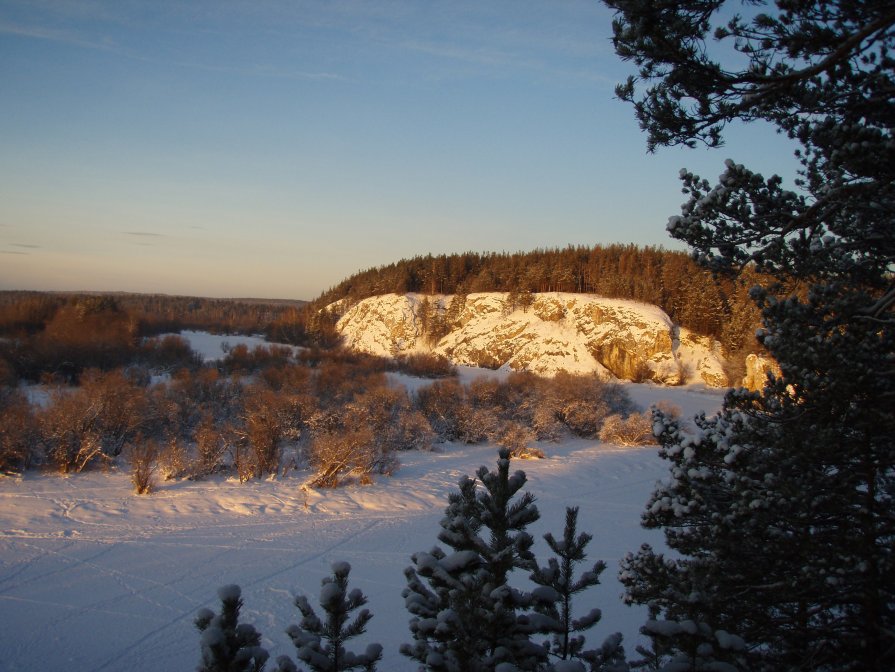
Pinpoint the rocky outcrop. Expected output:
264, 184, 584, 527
333, 292, 730, 387
743, 353, 781, 391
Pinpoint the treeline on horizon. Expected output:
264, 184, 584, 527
0, 244, 766, 384
0, 292, 311, 383
313, 244, 763, 354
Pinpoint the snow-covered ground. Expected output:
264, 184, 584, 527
0, 385, 723, 672
175, 330, 300, 362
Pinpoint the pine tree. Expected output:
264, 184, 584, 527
195, 584, 269, 672
401, 448, 546, 671
531, 506, 628, 672
282, 561, 382, 672
605, 1, 895, 669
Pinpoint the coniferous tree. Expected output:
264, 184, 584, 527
282, 561, 382, 672
195, 585, 269, 672
531, 507, 628, 672
401, 449, 546, 671
605, 1, 895, 669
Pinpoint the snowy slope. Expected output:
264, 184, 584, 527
0, 385, 724, 672
334, 292, 729, 386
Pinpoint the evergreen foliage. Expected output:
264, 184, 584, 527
310, 245, 764, 349
401, 448, 546, 671
281, 561, 382, 672
531, 507, 628, 672
195, 584, 269, 672
605, 0, 895, 669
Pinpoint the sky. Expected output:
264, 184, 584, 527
0, 1, 801, 300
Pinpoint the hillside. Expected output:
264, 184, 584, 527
332, 292, 730, 386
310, 245, 766, 358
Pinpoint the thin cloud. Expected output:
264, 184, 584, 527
125, 231, 165, 237
1, 250, 28, 255
0, 18, 118, 53
11, 243, 40, 249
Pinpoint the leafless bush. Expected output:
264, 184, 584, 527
392, 409, 436, 451
39, 388, 106, 473
598, 412, 656, 446
0, 388, 38, 473
530, 404, 564, 442
307, 426, 397, 488
157, 436, 189, 480
236, 386, 303, 479
127, 438, 157, 494
415, 379, 490, 442
653, 400, 682, 423
394, 353, 456, 378
194, 413, 229, 476
496, 422, 543, 459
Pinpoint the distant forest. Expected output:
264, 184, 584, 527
0, 292, 309, 382
312, 244, 764, 355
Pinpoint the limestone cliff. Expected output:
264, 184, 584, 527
332, 292, 730, 387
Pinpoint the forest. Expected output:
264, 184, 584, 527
310, 244, 765, 356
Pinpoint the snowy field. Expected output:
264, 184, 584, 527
176, 330, 300, 362
0, 383, 723, 672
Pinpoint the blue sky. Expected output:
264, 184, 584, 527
0, 1, 800, 300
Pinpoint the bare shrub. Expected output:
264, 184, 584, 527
467, 377, 508, 410
344, 384, 433, 452
394, 352, 456, 378
457, 406, 495, 444
415, 379, 491, 443
236, 386, 302, 479
127, 438, 157, 494
39, 388, 105, 473
598, 412, 656, 446
496, 422, 543, 459
544, 373, 635, 438
415, 379, 464, 440
0, 388, 38, 473
531, 404, 565, 442
40, 369, 150, 472
157, 436, 189, 480
232, 440, 257, 484
653, 400, 682, 423
308, 426, 396, 488
194, 413, 229, 476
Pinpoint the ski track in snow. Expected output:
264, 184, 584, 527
0, 385, 722, 672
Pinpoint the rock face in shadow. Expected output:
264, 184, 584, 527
332, 292, 730, 387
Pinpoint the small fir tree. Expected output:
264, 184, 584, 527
401, 448, 545, 671
531, 507, 628, 672
283, 561, 382, 672
195, 584, 269, 672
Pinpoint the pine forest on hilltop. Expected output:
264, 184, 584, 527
311, 244, 765, 356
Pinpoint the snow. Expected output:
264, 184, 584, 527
173, 330, 300, 362
0, 385, 721, 672
335, 293, 729, 384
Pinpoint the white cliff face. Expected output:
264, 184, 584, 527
333, 292, 730, 387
